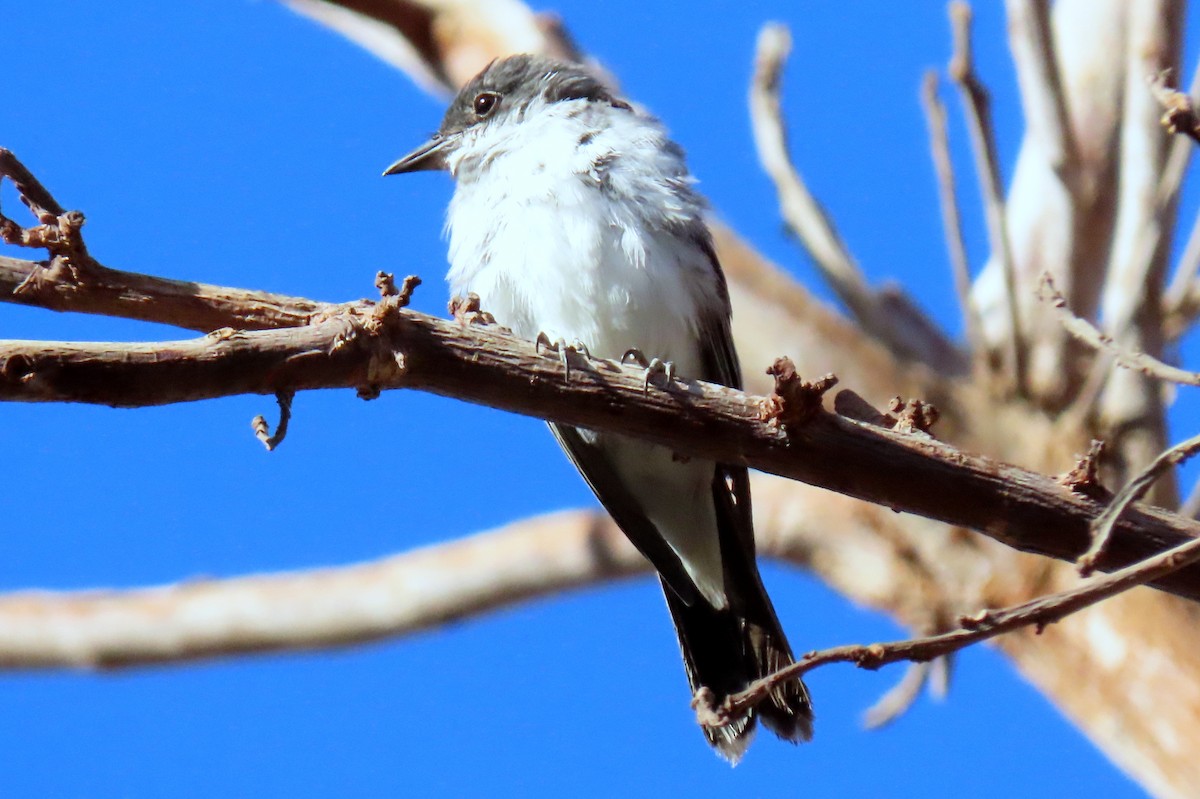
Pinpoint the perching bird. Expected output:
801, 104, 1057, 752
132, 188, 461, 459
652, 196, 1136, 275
384, 54, 813, 760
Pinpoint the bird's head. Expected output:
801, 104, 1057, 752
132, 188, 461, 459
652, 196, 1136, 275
383, 54, 630, 180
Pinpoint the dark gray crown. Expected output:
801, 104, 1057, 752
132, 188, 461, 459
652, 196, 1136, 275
438, 55, 625, 134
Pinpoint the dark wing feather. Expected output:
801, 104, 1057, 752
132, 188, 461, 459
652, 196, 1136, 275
679, 228, 815, 751
547, 422, 702, 607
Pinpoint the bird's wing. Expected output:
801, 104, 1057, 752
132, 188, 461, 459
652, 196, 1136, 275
547, 421, 702, 606
690, 231, 758, 554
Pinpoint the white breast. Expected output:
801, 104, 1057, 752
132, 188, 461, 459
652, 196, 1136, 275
441, 97, 731, 608
443, 99, 720, 374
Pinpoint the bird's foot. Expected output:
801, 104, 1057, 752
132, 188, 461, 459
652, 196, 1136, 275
536, 333, 592, 381
621, 348, 676, 393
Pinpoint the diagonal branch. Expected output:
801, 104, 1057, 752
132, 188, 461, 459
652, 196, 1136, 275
948, 1, 1026, 393
712, 475, 1200, 727
4, 302, 1200, 601
1004, 0, 1080, 193
749, 25, 965, 375
920, 70, 982, 355
0, 510, 642, 669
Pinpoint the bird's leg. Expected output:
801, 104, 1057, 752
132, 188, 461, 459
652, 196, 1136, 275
622, 348, 676, 393
536, 333, 592, 381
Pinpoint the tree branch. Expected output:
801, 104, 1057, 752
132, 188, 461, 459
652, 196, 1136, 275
948, 1, 1026, 393
3, 291, 1200, 601
709, 499, 1200, 728
748, 24, 965, 375
0, 510, 643, 668
920, 70, 982, 356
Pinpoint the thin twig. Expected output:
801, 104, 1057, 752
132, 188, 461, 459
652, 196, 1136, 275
1078, 433, 1200, 576
1039, 273, 1200, 387
749, 24, 964, 374
0, 148, 66, 219
1004, 0, 1079, 193
1165, 216, 1200, 339
749, 25, 872, 316
251, 391, 295, 451
708, 503, 1200, 727
1160, 64, 1200, 332
920, 71, 982, 355
1156, 62, 1200, 207
1150, 69, 1200, 145
862, 660, 935, 730
948, 2, 1026, 395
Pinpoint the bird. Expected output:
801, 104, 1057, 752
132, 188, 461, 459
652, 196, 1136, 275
384, 53, 813, 761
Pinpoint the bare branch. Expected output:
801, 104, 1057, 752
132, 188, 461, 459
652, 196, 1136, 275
1, 254, 323, 333
861, 660, 938, 730
713, 508, 1200, 727
749, 24, 964, 375
920, 71, 982, 355
1004, 0, 1080, 191
1080, 432, 1200, 575
0, 510, 643, 668
1160, 65, 1200, 333
280, 0, 581, 94
1039, 273, 1200, 387
251, 391, 295, 451
1155, 62, 1200, 205
948, 2, 1026, 393
4, 303, 1200, 600
1150, 68, 1200, 145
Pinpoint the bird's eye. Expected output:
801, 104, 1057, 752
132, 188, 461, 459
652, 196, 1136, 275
473, 92, 501, 118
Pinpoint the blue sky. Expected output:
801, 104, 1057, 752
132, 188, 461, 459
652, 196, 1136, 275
2, 2, 1190, 796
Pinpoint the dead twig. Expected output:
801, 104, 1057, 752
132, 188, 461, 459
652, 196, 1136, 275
862, 659, 938, 730
948, 2, 1026, 395
1150, 69, 1200, 145
1079, 433, 1200, 576
749, 24, 963, 374
251, 391, 295, 451
705, 503, 1200, 728
1039, 273, 1200, 387
920, 71, 982, 355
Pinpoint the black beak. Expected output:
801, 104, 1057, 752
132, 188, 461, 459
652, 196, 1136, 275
383, 134, 453, 176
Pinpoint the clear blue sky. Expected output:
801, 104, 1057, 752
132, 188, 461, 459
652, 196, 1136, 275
2, 2, 1192, 796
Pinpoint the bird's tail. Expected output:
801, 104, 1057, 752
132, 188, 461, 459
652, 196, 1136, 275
662, 463, 813, 763
662, 569, 813, 762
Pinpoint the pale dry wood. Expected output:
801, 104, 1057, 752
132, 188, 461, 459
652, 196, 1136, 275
1161, 65, 1200, 335
1094, 1, 1181, 500
1005, 0, 1079, 191
749, 25, 964, 375
971, 0, 1126, 407
280, 0, 577, 94
920, 70, 982, 356
948, 2, 1025, 393
0, 510, 643, 668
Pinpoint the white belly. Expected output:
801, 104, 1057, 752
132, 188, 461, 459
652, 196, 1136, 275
445, 177, 728, 607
